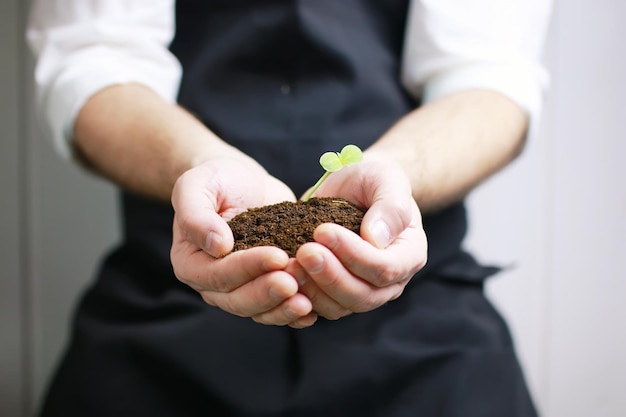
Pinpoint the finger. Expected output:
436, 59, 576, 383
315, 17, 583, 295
297, 242, 407, 313
288, 313, 319, 329
310, 160, 417, 249
250, 293, 314, 326
359, 169, 417, 249
202, 270, 300, 317
311, 219, 426, 288
172, 171, 234, 257
286, 258, 351, 321
171, 238, 289, 293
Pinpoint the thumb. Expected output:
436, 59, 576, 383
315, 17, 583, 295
175, 209, 234, 258
359, 166, 415, 249
172, 169, 234, 258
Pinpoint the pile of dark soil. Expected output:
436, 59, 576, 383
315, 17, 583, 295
227, 197, 364, 257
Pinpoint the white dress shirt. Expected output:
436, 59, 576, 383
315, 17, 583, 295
26, 0, 552, 159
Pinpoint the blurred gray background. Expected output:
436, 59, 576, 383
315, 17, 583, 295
2, 0, 625, 416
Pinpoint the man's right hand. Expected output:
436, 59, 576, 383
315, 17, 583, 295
170, 156, 318, 328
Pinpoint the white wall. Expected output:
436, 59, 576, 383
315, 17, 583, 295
1, 1, 624, 416
1, 1, 120, 416
466, 1, 626, 416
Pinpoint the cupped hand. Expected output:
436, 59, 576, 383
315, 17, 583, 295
294, 157, 428, 320
170, 156, 316, 327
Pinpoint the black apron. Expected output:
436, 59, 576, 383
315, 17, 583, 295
39, 1, 538, 416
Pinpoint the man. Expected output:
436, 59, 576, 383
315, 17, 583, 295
28, 0, 551, 415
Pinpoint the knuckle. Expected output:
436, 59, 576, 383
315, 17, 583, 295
390, 286, 405, 301
171, 262, 199, 291
171, 262, 185, 282
202, 291, 247, 317
211, 276, 234, 293
304, 285, 324, 306
351, 294, 381, 313
415, 254, 428, 273
320, 272, 343, 292
170, 249, 186, 280
220, 296, 246, 317
371, 265, 400, 287
199, 291, 218, 308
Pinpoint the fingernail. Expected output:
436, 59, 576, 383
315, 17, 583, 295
370, 220, 391, 249
301, 253, 324, 274
205, 231, 222, 257
295, 272, 308, 287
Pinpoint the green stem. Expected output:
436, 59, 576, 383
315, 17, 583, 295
302, 171, 331, 202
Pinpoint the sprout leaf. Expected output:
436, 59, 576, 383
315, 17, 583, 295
338, 144, 363, 165
303, 144, 363, 202
319, 152, 343, 172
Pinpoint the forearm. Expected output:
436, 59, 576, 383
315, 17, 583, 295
73, 83, 248, 200
366, 89, 528, 213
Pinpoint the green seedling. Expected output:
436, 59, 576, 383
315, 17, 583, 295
302, 144, 363, 202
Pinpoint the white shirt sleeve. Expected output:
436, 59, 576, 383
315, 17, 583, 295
402, 0, 553, 136
26, 0, 182, 159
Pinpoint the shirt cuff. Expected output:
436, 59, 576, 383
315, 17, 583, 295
41, 52, 181, 160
